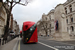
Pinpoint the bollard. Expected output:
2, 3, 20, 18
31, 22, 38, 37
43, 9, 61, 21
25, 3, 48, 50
19, 35, 20, 38
1, 38, 3, 46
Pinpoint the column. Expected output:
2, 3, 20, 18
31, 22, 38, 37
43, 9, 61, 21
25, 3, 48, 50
74, 26, 75, 35
68, 16, 70, 24
68, 27, 71, 35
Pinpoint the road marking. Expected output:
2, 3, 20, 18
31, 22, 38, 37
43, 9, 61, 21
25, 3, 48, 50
18, 40, 20, 50
48, 40, 75, 46
39, 39, 75, 46
50, 41, 75, 46
38, 41, 59, 50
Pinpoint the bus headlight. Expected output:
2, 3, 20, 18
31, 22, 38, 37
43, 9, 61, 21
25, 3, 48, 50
27, 38, 28, 40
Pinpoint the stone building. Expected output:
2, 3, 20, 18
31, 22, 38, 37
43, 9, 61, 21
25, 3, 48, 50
37, 9, 55, 37
0, 2, 7, 38
64, 0, 75, 38
9, 14, 13, 31
0, 1, 19, 39
37, 9, 56, 37
13, 20, 19, 35
53, 4, 70, 40
37, 20, 42, 36
42, 13, 50, 36
16, 25, 20, 35
47, 9, 55, 37
37, 19, 46, 36
37, 0, 75, 40
37, 13, 51, 36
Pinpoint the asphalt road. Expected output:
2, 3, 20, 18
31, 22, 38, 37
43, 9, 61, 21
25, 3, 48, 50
19, 37, 75, 50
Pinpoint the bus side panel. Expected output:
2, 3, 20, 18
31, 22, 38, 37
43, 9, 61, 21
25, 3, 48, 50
34, 27, 38, 42
27, 28, 38, 43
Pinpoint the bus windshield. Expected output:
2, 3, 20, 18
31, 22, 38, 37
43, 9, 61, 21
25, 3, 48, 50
30, 24, 36, 31
23, 24, 36, 38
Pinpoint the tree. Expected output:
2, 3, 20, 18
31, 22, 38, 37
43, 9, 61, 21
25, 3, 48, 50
39, 21, 48, 36
1, 0, 30, 41
42, 22, 48, 36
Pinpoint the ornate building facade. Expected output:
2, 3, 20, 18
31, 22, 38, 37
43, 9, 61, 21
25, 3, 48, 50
0, 2, 7, 38
47, 9, 55, 37
0, 1, 20, 39
37, 0, 75, 39
64, 0, 75, 38
13, 20, 20, 35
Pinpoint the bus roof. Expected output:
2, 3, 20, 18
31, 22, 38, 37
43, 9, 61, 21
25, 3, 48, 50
23, 21, 35, 25
20, 30, 22, 34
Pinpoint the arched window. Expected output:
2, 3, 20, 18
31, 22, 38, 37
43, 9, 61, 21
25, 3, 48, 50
66, 19, 68, 23
46, 17, 47, 20
65, 8, 67, 14
71, 17, 73, 22
69, 5, 72, 12
71, 26, 74, 31
50, 24, 51, 27
50, 30, 51, 33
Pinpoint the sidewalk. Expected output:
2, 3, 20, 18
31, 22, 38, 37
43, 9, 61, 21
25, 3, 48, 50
0, 37, 19, 50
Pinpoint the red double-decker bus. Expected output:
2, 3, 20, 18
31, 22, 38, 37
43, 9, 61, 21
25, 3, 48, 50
22, 21, 38, 43
20, 30, 22, 38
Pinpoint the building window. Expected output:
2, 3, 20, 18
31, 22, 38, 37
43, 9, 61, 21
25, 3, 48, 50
66, 19, 68, 23
50, 30, 51, 33
50, 17, 51, 20
71, 26, 74, 31
46, 17, 47, 20
69, 5, 72, 12
65, 8, 67, 14
50, 24, 51, 27
71, 18, 73, 22
67, 27, 68, 32
0, 19, 2, 25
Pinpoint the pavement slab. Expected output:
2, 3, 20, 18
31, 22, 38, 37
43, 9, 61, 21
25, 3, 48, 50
0, 37, 19, 50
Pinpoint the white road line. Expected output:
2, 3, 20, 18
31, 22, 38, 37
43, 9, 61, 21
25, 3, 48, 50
39, 39, 75, 46
38, 41, 59, 50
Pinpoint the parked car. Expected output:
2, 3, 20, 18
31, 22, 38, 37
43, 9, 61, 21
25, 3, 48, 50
9, 31, 15, 38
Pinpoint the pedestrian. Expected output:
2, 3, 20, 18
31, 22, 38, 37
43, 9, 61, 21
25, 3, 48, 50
48, 33, 49, 37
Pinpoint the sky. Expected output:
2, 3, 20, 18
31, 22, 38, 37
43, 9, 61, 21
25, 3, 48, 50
12, 0, 67, 30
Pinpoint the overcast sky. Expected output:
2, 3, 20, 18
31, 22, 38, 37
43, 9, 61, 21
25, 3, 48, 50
12, 0, 67, 30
